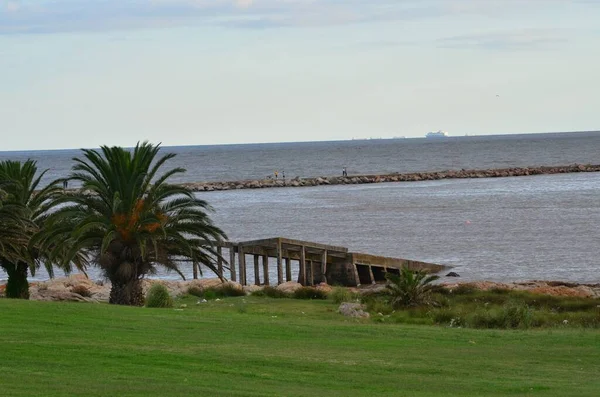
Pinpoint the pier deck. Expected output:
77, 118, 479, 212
201, 237, 448, 287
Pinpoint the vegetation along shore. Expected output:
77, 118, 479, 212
180, 163, 600, 191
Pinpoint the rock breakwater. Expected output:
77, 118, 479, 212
181, 164, 600, 192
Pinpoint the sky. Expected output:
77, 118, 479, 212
1, 0, 599, 150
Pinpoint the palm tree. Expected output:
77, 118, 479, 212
385, 267, 440, 308
44, 142, 227, 306
0, 160, 64, 299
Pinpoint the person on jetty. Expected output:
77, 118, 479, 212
342, 167, 347, 177
274, 170, 279, 179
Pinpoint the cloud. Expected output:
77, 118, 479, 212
0, 0, 598, 35
3, 0, 20, 12
437, 29, 571, 51
0, 0, 443, 34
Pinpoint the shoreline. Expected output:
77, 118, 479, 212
180, 163, 600, 192
1, 276, 599, 302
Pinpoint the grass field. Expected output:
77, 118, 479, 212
1, 296, 599, 396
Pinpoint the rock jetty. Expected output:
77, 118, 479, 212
180, 164, 600, 192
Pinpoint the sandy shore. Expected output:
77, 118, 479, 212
179, 163, 600, 192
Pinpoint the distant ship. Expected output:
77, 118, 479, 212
426, 130, 449, 138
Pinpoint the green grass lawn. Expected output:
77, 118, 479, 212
1, 296, 599, 396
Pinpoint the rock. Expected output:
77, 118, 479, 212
243, 285, 264, 294
315, 282, 333, 294
446, 272, 460, 277
276, 281, 303, 294
338, 303, 370, 319
31, 288, 98, 303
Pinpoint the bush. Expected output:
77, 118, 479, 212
251, 286, 289, 299
293, 287, 328, 300
362, 295, 394, 315
145, 284, 173, 308
500, 301, 533, 329
187, 283, 246, 299
219, 283, 246, 297
329, 287, 355, 304
71, 285, 91, 297
187, 286, 203, 297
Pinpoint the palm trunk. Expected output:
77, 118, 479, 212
4, 262, 30, 299
109, 278, 144, 306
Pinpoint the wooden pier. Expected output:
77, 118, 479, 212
200, 237, 448, 287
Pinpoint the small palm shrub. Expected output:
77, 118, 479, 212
385, 267, 439, 308
145, 284, 173, 308
293, 287, 328, 300
251, 286, 289, 298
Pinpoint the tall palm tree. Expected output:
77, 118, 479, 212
0, 160, 64, 299
44, 142, 227, 306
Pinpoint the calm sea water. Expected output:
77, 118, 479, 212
1, 132, 600, 283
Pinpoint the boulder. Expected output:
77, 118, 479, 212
315, 282, 333, 294
338, 303, 370, 319
276, 281, 303, 294
445, 272, 460, 277
243, 285, 264, 295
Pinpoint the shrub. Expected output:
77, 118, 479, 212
71, 285, 91, 297
362, 295, 394, 315
187, 283, 246, 299
501, 301, 533, 329
203, 289, 218, 300
293, 287, 328, 300
145, 284, 173, 308
329, 287, 355, 304
385, 268, 439, 308
251, 286, 289, 298
219, 283, 246, 297
187, 286, 203, 297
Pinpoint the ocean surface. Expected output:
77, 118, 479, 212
1, 132, 600, 283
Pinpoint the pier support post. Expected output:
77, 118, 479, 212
229, 247, 237, 282
368, 265, 375, 285
299, 245, 306, 285
285, 257, 292, 282
277, 239, 283, 285
308, 260, 314, 286
217, 246, 223, 278
262, 254, 269, 286
238, 244, 246, 286
193, 262, 198, 279
254, 255, 260, 286
321, 250, 328, 284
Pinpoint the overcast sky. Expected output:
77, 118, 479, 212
1, 0, 599, 150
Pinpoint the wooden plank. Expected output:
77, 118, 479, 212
229, 247, 237, 282
276, 238, 283, 285
254, 255, 260, 286
299, 245, 306, 285
308, 260, 314, 286
285, 257, 291, 282
237, 237, 348, 254
262, 254, 269, 286
217, 246, 223, 278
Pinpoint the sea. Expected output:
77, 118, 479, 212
1, 131, 600, 284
